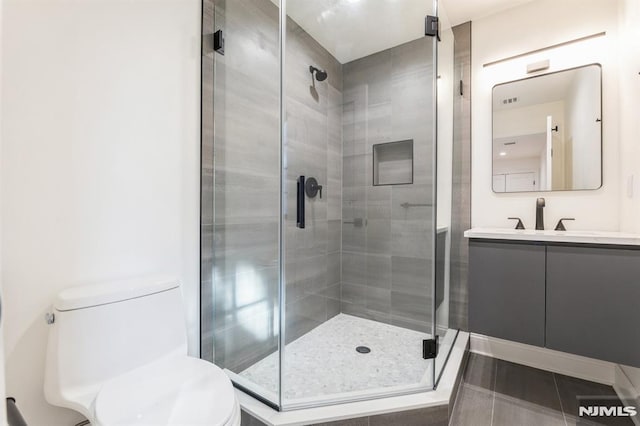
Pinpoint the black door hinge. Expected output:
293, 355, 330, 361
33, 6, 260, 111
214, 29, 225, 55
423, 337, 439, 359
425, 15, 440, 40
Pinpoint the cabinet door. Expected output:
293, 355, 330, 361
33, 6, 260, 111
469, 240, 546, 346
546, 246, 640, 367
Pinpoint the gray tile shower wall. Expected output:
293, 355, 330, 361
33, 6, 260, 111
201, 0, 343, 372
449, 22, 472, 332
341, 38, 435, 332
284, 17, 343, 344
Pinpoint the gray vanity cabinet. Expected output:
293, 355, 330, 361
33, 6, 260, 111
469, 240, 546, 347
469, 238, 640, 368
546, 245, 640, 367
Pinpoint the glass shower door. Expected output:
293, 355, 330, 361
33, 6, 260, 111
202, 0, 283, 409
202, 0, 460, 412
433, 2, 460, 385
279, 0, 440, 409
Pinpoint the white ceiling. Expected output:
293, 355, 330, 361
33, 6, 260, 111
285, 0, 432, 64
442, 0, 537, 27
283, 0, 539, 64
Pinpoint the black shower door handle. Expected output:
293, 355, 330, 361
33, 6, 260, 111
297, 176, 305, 229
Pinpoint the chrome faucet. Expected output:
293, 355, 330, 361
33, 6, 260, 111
535, 198, 545, 230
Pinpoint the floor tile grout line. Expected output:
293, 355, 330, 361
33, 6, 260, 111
490, 359, 497, 426
552, 373, 568, 426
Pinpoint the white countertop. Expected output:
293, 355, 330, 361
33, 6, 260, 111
464, 228, 640, 246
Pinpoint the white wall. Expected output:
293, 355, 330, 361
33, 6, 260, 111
472, 0, 620, 230
1, 1, 201, 424
618, 0, 640, 234
617, 0, 640, 404
0, 0, 7, 423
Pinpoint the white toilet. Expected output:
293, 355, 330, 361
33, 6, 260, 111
44, 276, 241, 426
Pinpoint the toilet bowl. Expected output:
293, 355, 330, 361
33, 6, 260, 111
44, 276, 240, 426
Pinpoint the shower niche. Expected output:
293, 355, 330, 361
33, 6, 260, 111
373, 140, 414, 186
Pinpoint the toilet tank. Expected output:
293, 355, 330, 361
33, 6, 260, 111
44, 276, 187, 408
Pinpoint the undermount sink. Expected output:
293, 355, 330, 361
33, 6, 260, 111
521, 229, 600, 237
464, 228, 640, 246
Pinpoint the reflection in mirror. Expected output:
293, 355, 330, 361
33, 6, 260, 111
492, 64, 602, 193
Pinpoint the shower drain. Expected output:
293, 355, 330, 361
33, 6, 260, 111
356, 346, 371, 354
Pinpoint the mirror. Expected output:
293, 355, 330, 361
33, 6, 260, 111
492, 64, 602, 193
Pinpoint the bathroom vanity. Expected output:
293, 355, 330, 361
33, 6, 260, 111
465, 228, 640, 368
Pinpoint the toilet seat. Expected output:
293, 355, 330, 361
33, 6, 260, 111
93, 356, 240, 426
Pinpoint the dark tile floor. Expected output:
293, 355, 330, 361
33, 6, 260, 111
450, 353, 635, 426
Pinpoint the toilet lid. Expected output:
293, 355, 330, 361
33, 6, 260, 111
94, 356, 237, 426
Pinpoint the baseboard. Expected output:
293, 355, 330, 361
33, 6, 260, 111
614, 365, 640, 426
469, 333, 616, 385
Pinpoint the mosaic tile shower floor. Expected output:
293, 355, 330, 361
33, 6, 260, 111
240, 314, 433, 400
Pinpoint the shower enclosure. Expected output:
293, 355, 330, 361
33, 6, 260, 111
201, 0, 458, 411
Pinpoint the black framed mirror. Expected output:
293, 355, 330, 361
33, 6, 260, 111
492, 64, 602, 193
